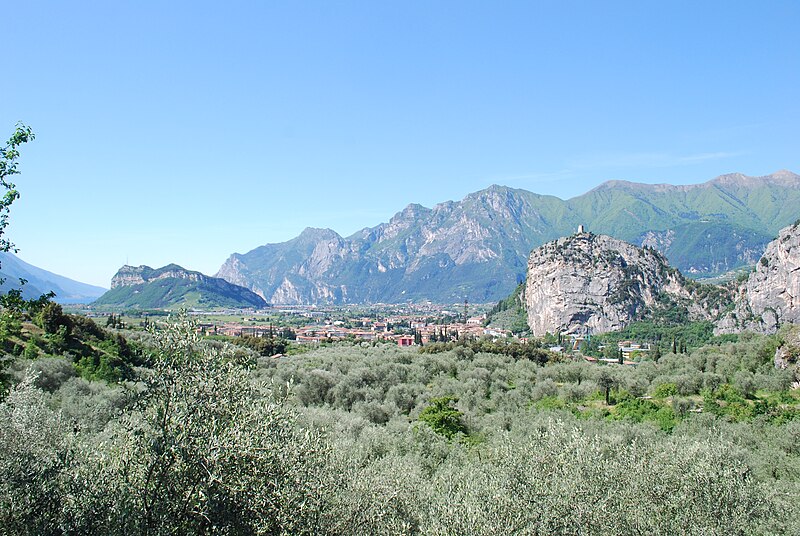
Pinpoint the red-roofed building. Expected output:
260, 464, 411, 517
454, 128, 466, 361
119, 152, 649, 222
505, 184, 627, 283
397, 336, 415, 347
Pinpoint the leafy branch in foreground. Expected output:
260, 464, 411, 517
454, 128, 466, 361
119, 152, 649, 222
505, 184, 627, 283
0, 123, 34, 258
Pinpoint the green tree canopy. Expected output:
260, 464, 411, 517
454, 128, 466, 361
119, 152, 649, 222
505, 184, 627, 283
418, 396, 468, 439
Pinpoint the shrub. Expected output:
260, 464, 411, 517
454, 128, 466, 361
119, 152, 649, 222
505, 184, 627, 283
531, 378, 559, 401
652, 382, 678, 398
418, 396, 468, 440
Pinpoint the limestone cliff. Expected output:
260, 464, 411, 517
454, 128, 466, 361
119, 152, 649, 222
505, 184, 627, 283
524, 233, 699, 336
716, 222, 800, 334
110, 264, 202, 288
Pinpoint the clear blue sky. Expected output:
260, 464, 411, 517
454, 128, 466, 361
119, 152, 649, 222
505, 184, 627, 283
3, 1, 798, 287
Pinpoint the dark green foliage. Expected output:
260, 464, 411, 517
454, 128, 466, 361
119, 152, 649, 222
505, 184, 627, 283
418, 396, 468, 439
594, 366, 619, 405
72, 314, 107, 339
0, 281, 139, 391
22, 338, 40, 360
652, 222, 773, 276
37, 301, 70, 335
105, 313, 121, 328
2, 305, 143, 385
594, 319, 719, 354
0, 124, 33, 257
231, 334, 289, 356
610, 396, 678, 431
62, 315, 142, 382
419, 338, 557, 364
0, 318, 329, 535
1, 317, 800, 534
74, 341, 134, 382
488, 286, 519, 315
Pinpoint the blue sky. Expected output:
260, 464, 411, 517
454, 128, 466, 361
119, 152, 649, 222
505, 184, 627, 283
3, 1, 798, 287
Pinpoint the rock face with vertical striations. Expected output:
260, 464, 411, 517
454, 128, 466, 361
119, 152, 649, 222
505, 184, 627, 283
524, 233, 695, 336
716, 221, 800, 334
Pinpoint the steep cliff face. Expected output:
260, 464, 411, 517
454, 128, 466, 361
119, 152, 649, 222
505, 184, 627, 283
524, 233, 695, 336
110, 264, 203, 288
716, 222, 800, 334
216, 228, 359, 304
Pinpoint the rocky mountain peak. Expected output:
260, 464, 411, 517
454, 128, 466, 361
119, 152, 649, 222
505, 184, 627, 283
710, 170, 800, 189
772, 169, 800, 180
394, 203, 430, 220
110, 265, 145, 288
297, 227, 341, 242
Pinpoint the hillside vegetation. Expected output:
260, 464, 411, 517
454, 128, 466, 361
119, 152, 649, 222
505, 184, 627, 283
93, 264, 267, 310
1, 315, 799, 535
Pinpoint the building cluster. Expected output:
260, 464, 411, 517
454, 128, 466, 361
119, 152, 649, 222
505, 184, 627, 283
201, 313, 512, 346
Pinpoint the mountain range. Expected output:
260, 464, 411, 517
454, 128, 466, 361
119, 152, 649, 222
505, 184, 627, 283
0, 252, 107, 304
216, 170, 800, 304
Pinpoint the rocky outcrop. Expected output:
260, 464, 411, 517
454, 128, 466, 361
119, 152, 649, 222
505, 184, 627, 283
716, 222, 800, 334
111, 264, 203, 288
524, 233, 701, 336
96, 264, 266, 309
521, 221, 800, 337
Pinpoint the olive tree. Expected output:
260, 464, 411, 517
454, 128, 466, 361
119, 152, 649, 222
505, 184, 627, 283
0, 372, 74, 535
69, 316, 331, 535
